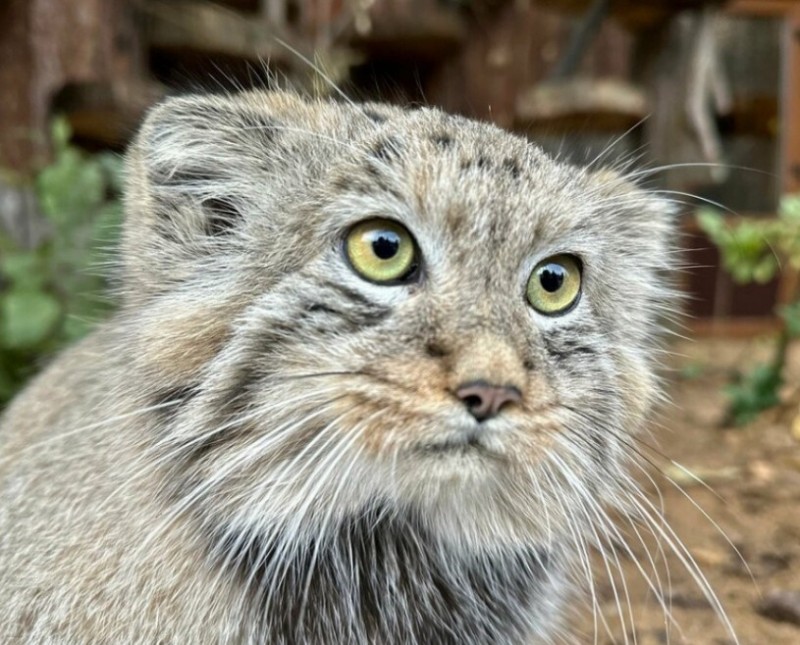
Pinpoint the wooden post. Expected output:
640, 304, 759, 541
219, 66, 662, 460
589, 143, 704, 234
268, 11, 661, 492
0, 0, 146, 175
781, 6, 800, 195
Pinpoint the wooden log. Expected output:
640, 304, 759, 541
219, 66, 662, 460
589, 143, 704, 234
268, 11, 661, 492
343, 0, 468, 61
536, 0, 726, 30
143, 0, 295, 63
0, 0, 144, 175
515, 77, 646, 132
55, 81, 166, 148
727, 0, 800, 17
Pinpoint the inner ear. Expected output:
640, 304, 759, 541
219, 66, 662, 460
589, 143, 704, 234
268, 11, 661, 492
202, 197, 241, 236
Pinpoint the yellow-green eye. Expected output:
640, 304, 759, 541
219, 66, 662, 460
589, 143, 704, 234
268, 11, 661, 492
345, 219, 418, 283
526, 254, 582, 315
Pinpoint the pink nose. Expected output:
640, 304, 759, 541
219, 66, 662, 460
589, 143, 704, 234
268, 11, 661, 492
455, 381, 522, 421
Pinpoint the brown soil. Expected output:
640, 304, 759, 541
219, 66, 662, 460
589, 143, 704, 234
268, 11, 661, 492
572, 338, 800, 645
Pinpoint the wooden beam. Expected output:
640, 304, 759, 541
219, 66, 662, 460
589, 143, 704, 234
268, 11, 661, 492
781, 7, 800, 193
515, 77, 647, 131
58, 81, 165, 148
143, 0, 293, 63
727, 0, 800, 17
537, 0, 724, 30
344, 1, 467, 61
777, 6, 800, 304
0, 0, 145, 175
690, 317, 782, 337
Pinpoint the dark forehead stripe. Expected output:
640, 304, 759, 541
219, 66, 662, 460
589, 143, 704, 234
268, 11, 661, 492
459, 155, 492, 173
331, 173, 404, 201
502, 157, 522, 180
362, 108, 388, 123
370, 137, 402, 163
151, 384, 201, 423
430, 132, 454, 149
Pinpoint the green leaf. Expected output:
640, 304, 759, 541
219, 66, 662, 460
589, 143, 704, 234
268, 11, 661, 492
780, 302, 800, 338
751, 256, 778, 283
725, 363, 783, 426
779, 194, 800, 221
696, 209, 726, 241
0, 289, 61, 349
36, 145, 106, 231
50, 117, 72, 151
0, 251, 46, 290
61, 314, 95, 342
97, 153, 125, 194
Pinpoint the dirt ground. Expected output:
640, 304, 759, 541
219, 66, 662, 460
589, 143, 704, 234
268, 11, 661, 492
572, 337, 800, 645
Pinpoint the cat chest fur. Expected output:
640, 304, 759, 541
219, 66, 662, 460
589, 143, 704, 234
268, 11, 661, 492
214, 506, 561, 644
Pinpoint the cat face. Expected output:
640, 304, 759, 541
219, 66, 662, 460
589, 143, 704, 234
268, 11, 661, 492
126, 92, 675, 549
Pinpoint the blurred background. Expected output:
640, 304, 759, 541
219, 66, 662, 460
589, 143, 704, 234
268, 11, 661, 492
2, 0, 800, 642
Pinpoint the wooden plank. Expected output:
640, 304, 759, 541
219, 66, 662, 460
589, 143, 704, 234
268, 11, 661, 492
143, 0, 294, 63
344, 0, 467, 61
515, 77, 647, 131
777, 6, 800, 304
537, 0, 721, 30
0, 0, 144, 175
781, 7, 800, 194
425, 1, 633, 129
727, 0, 800, 17
58, 81, 165, 148
0, 0, 39, 174
690, 317, 782, 337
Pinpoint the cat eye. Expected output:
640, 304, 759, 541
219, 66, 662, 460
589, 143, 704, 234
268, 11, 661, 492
345, 219, 418, 284
526, 254, 582, 315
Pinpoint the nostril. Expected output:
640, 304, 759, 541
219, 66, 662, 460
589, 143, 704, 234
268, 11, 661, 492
456, 381, 521, 422
462, 394, 485, 412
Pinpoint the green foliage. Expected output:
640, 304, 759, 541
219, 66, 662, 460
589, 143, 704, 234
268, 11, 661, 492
678, 361, 706, 381
698, 196, 800, 425
723, 362, 782, 426
0, 118, 122, 404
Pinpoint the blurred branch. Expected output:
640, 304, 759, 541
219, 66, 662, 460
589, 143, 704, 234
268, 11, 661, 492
550, 0, 610, 79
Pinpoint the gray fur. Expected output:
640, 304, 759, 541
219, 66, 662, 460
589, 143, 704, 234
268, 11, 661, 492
0, 91, 679, 643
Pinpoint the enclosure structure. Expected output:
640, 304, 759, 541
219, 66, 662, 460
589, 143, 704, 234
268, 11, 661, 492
1, 0, 799, 331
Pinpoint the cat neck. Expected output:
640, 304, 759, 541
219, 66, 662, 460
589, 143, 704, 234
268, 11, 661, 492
216, 504, 563, 645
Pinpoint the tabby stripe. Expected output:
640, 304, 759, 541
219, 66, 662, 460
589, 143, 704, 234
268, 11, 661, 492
152, 384, 201, 423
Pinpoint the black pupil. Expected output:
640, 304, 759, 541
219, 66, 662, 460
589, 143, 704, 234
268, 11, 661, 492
539, 264, 566, 293
372, 231, 400, 260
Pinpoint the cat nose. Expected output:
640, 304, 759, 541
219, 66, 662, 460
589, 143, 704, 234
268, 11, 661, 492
456, 381, 522, 422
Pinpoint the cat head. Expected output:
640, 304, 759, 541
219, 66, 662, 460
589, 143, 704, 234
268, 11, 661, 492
122, 91, 676, 550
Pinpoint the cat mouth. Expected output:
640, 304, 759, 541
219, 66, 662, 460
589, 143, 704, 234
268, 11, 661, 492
421, 436, 483, 453
417, 430, 502, 458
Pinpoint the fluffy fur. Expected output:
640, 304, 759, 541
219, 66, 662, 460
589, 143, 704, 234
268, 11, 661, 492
0, 91, 677, 643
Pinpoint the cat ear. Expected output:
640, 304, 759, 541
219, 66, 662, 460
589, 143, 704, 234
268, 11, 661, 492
590, 167, 677, 257
120, 94, 283, 302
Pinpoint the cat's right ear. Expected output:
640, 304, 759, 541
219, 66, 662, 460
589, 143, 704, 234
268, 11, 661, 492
121, 94, 286, 302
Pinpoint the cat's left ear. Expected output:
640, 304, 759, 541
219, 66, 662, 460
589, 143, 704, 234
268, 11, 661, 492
120, 94, 293, 302
590, 168, 677, 257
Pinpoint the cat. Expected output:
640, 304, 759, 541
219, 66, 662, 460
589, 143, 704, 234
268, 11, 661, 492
0, 89, 712, 644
